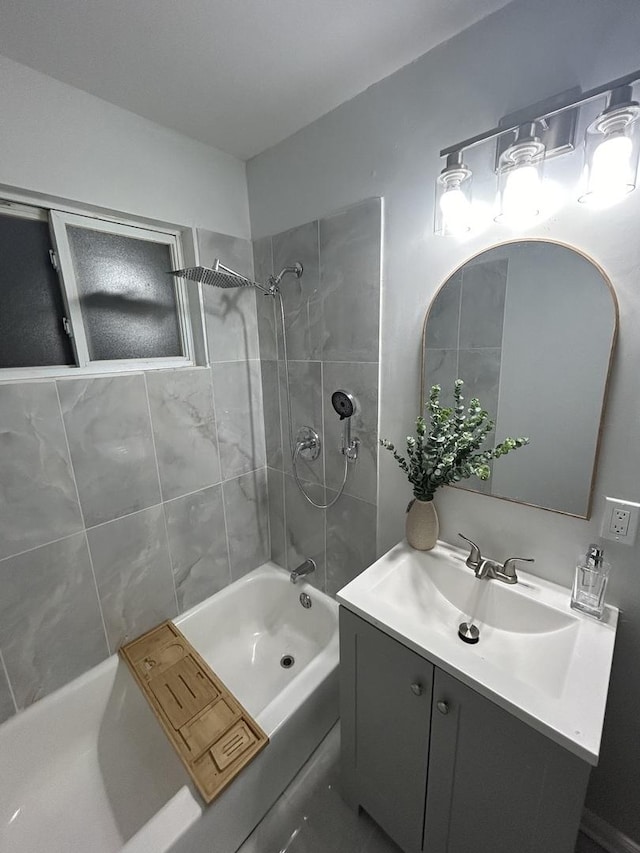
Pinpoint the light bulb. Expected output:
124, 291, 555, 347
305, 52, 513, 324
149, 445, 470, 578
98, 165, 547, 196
582, 134, 634, 207
439, 186, 472, 235
500, 164, 542, 225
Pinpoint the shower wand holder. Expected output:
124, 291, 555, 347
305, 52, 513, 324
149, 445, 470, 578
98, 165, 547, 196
343, 436, 360, 461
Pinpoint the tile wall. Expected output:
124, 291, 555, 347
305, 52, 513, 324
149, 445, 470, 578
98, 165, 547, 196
0, 229, 268, 722
255, 198, 382, 596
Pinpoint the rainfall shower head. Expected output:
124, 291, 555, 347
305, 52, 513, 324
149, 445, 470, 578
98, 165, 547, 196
170, 258, 304, 295
169, 259, 261, 290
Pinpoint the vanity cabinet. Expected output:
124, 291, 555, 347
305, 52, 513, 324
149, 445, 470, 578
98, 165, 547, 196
339, 608, 591, 853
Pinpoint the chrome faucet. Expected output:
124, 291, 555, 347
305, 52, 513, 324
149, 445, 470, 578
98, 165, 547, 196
458, 533, 534, 585
290, 558, 316, 584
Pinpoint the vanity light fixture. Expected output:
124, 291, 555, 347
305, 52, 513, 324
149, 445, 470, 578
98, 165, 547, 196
435, 68, 640, 236
579, 85, 640, 208
495, 122, 545, 226
434, 152, 473, 236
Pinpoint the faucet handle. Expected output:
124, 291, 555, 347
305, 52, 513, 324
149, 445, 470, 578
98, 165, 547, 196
501, 556, 535, 579
458, 533, 482, 570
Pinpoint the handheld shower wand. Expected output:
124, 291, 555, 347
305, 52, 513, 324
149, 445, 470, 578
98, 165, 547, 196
331, 390, 360, 461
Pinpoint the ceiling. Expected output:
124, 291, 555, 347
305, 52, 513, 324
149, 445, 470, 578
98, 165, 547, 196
0, 0, 512, 160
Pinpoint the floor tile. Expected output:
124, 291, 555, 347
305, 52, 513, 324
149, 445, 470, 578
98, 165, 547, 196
575, 833, 607, 853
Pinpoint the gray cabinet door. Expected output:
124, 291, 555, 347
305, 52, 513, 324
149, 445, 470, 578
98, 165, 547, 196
424, 668, 590, 853
340, 608, 434, 853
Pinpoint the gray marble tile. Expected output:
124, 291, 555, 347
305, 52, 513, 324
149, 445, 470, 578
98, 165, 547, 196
0, 382, 83, 560
253, 235, 273, 284
253, 236, 278, 361
273, 221, 322, 361
0, 533, 108, 708
146, 368, 221, 501
423, 348, 459, 409
257, 293, 278, 362
425, 269, 462, 349
323, 362, 378, 504
267, 467, 286, 569
223, 468, 269, 580
57, 374, 161, 528
454, 349, 502, 497
261, 360, 283, 469
212, 360, 266, 480
0, 656, 16, 724
284, 474, 326, 593
198, 228, 254, 279
457, 348, 502, 416
198, 229, 259, 363
87, 506, 177, 651
164, 485, 230, 613
320, 198, 381, 363
459, 257, 508, 349
279, 360, 324, 485
326, 493, 377, 596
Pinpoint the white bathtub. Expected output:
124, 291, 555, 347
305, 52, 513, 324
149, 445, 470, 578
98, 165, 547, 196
0, 563, 339, 853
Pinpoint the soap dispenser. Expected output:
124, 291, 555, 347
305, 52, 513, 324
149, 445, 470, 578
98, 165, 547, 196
570, 544, 610, 619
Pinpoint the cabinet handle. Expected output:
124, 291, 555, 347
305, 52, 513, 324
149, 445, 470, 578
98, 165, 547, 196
437, 700, 449, 715
410, 682, 424, 696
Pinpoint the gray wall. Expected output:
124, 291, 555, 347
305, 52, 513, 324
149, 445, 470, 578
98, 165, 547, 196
255, 198, 381, 597
0, 228, 268, 722
246, 0, 640, 841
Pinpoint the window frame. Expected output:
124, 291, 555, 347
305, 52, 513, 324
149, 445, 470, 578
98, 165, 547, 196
0, 199, 196, 381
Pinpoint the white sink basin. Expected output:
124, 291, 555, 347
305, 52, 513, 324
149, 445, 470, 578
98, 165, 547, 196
337, 540, 618, 765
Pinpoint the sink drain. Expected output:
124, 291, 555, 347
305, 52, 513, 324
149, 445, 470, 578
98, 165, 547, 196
280, 654, 295, 669
458, 622, 480, 644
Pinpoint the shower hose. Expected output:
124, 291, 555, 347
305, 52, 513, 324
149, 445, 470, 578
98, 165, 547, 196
276, 291, 350, 510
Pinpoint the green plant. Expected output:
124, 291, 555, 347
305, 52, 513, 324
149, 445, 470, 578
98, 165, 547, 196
380, 379, 529, 502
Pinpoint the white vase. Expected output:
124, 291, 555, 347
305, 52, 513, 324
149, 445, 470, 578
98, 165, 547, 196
405, 498, 439, 550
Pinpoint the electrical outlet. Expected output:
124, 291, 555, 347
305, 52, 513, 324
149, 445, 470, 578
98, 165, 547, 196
601, 497, 640, 544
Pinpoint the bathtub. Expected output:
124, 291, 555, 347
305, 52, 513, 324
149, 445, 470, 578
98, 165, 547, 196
0, 563, 339, 853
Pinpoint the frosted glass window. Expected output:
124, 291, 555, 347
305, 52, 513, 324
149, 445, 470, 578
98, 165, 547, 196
0, 213, 74, 368
67, 227, 183, 361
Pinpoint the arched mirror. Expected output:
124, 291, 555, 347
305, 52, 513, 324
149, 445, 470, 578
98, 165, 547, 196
421, 240, 618, 518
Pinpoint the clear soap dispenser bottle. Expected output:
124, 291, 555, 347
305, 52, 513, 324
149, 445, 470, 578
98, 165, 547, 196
570, 544, 610, 619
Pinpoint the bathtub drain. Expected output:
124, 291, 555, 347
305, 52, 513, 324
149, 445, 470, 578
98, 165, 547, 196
280, 654, 295, 669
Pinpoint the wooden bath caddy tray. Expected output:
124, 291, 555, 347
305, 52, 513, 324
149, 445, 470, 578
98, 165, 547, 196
119, 621, 268, 804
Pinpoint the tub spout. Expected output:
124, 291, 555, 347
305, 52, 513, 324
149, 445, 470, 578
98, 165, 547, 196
290, 559, 316, 584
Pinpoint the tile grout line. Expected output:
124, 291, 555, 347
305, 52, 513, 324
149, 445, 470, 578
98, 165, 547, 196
0, 649, 19, 715
54, 381, 111, 653
142, 373, 180, 617
0, 529, 87, 565
210, 366, 233, 586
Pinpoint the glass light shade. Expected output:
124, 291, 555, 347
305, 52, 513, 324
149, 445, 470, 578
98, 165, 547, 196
434, 155, 472, 236
579, 105, 640, 207
495, 129, 545, 226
